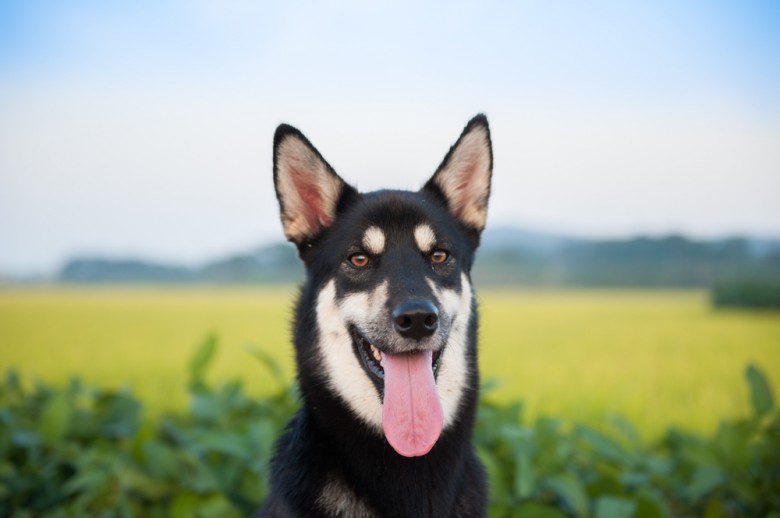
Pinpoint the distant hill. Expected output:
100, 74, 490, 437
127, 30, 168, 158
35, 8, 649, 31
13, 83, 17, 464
198, 243, 302, 283
474, 230, 780, 287
59, 259, 194, 283
480, 226, 575, 255
58, 243, 302, 284
56, 227, 780, 287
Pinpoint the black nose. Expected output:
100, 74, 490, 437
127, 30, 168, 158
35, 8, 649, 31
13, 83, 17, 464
392, 300, 439, 340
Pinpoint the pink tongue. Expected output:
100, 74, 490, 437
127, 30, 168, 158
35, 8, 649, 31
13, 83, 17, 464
381, 351, 443, 457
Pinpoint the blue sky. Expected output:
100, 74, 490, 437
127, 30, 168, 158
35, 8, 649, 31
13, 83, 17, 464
1, 1, 779, 274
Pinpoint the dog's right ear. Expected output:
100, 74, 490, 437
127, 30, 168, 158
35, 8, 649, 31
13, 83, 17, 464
422, 114, 492, 243
273, 124, 356, 246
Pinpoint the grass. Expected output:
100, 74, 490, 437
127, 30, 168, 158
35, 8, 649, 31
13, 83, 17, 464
1, 285, 778, 441
0, 286, 297, 415
478, 289, 780, 439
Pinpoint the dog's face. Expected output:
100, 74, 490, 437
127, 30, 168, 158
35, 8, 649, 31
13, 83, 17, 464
273, 115, 492, 457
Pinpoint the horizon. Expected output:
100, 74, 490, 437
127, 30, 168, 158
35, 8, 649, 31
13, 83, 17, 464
6, 225, 780, 280
2, 2, 779, 276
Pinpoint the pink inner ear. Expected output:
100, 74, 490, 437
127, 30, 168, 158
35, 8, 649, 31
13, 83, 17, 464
452, 161, 479, 215
291, 169, 332, 230
455, 166, 475, 196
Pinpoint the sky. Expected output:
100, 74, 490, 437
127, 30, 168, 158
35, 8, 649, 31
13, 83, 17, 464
1, 1, 779, 275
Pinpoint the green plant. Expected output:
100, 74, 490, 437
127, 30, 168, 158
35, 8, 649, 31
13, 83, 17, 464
1, 338, 778, 516
712, 280, 780, 309
0, 335, 297, 516
477, 364, 780, 517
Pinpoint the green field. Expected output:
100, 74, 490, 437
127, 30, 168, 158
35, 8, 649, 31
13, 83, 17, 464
1, 286, 778, 441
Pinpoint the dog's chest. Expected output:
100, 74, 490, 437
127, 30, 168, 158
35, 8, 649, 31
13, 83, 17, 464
315, 473, 377, 518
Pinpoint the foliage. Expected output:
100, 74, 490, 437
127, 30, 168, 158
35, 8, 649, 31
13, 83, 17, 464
712, 280, 780, 309
1, 338, 779, 517
58, 243, 302, 284
0, 336, 297, 517
4, 287, 780, 440
474, 234, 780, 288
477, 365, 780, 517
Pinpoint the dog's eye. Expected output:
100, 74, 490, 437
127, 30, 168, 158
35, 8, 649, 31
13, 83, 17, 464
431, 249, 449, 264
349, 253, 370, 268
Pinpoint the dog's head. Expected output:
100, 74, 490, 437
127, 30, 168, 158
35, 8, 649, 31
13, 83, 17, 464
273, 115, 492, 457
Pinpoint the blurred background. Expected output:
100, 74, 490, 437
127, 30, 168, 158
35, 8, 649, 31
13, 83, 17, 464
2, 1, 780, 514
1, 1, 779, 277
2, 0, 779, 438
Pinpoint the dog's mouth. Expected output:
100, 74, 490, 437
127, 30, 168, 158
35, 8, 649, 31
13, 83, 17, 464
350, 326, 442, 383
349, 325, 444, 458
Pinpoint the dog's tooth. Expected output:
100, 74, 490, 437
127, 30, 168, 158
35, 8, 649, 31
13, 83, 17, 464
370, 345, 381, 362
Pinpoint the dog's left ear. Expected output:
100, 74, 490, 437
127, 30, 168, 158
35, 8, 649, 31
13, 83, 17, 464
423, 114, 493, 239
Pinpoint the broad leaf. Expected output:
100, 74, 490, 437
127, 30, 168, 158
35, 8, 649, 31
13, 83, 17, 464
544, 474, 589, 518
594, 496, 636, 518
746, 364, 774, 418
189, 334, 218, 392
512, 502, 568, 518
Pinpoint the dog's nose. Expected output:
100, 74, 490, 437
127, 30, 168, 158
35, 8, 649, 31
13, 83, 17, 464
392, 300, 438, 340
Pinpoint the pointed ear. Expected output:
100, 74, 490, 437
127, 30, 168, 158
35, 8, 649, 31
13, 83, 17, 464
273, 124, 355, 245
423, 114, 493, 235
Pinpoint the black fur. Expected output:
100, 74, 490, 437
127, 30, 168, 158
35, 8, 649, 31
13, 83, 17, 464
259, 116, 492, 517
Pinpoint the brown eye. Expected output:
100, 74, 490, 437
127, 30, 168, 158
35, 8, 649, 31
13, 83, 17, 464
431, 249, 449, 264
349, 253, 370, 268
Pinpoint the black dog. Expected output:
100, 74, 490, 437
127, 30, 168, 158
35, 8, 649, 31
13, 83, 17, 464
259, 115, 493, 517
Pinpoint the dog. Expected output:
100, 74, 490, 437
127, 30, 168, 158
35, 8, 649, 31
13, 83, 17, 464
258, 115, 493, 517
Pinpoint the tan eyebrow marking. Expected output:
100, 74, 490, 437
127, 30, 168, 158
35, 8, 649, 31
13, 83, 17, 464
362, 226, 386, 255
414, 224, 436, 253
